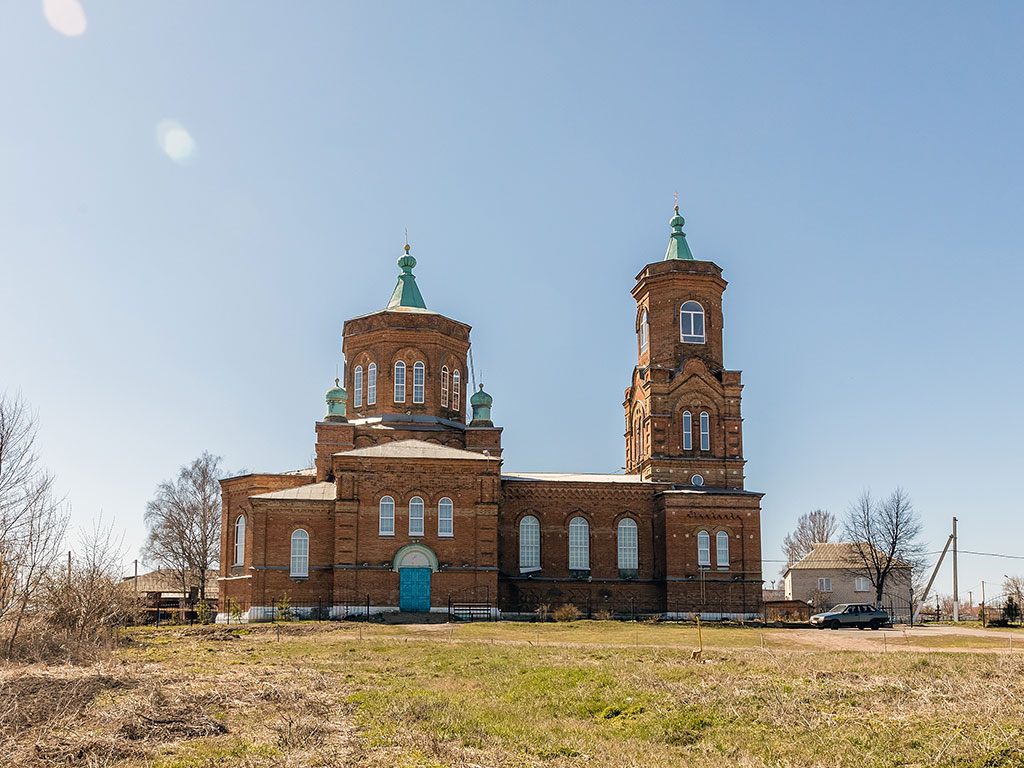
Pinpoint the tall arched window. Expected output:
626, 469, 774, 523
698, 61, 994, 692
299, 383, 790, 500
639, 309, 649, 353
680, 301, 705, 344
617, 518, 638, 570
716, 530, 730, 568
568, 517, 590, 570
354, 365, 363, 408
452, 370, 461, 412
519, 515, 540, 571
290, 529, 309, 577
700, 411, 710, 451
413, 362, 425, 403
633, 406, 644, 467
697, 530, 711, 567
367, 363, 377, 405
409, 496, 424, 536
682, 410, 692, 451
379, 496, 395, 536
233, 515, 245, 566
438, 497, 453, 537
441, 366, 450, 407
394, 361, 406, 403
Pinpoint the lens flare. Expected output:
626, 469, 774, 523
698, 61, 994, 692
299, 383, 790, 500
43, 0, 87, 37
155, 120, 197, 164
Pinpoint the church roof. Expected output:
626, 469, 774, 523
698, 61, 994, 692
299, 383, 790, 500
502, 471, 644, 483
664, 205, 695, 261
250, 482, 336, 501
336, 439, 493, 461
387, 244, 427, 309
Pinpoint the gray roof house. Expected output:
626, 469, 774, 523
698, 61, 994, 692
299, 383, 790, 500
783, 542, 912, 612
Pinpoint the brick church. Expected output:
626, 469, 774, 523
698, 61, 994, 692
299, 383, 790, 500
218, 207, 764, 620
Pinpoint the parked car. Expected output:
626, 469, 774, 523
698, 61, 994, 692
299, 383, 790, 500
810, 603, 889, 630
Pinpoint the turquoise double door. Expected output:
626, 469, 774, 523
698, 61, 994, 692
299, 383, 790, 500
399, 567, 431, 612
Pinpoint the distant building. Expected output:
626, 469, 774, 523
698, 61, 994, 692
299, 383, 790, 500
218, 208, 765, 620
125, 568, 219, 621
783, 542, 911, 610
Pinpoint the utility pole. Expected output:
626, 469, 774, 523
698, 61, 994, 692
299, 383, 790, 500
981, 581, 986, 627
134, 559, 138, 592
952, 517, 959, 622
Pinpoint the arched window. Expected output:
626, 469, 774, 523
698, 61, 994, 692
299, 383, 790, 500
367, 363, 377, 405
633, 406, 644, 468
413, 361, 425, 403
617, 518, 638, 570
379, 496, 395, 536
568, 517, 590, 570
519, 515, 540, 571
353, 365, 363, 408
680, 301, 705, 344
716, 531, 730, 568
697, 530, 711, 567
409, 496, 424, 536
290, 529, 309, 577
438, 497, 453, 537
441, 366, 450, 408
452, 370, 461, 412
682, 410, 692, 451
700, 411, 710, 451
639, 309, 649, 353
394, 361, 406, 403
233, 515, 245, 566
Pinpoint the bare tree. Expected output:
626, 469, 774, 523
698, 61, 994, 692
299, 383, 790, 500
142, 452, 223, 600
843, 488, 924, 605
0, 393, 69, 654
782, 509, 837, 566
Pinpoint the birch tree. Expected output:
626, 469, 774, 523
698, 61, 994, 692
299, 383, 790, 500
142, 452, 223, 601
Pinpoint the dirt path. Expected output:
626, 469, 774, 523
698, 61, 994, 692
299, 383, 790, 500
768, 625, 1021, 652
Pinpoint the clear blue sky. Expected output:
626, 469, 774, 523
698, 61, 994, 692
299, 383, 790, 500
2, 2, 1022, 601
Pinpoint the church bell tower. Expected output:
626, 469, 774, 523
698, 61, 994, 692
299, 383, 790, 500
624, 206, 747, 489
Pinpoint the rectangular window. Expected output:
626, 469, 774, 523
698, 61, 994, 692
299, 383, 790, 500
367, 364, 377, 405
354, 367, 363, 408
717, 533, 729, 567
855, 576, 871, 592
379, 497, 394, 536
394, 363, 405, 403
697, 533, 710, 567
617, 523, 638, 570
568, 520, 590, 570
409, 497, 424, 536
413, 363, 424, 403
519, 517, 540, 571
818, 577, 833, 593
438, 498, 453, 537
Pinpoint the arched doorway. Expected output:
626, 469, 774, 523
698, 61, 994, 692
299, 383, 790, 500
393, 544, 438, 612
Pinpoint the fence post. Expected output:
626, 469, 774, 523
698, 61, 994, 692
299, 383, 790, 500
366, 593, 370, 620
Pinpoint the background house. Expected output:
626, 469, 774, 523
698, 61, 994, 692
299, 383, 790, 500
125, 569, 220, 623
783, 542, 912, 615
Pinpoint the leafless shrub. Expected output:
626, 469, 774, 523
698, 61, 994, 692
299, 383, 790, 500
553, 604, 580, 622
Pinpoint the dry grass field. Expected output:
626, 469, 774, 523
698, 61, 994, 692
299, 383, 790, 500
2, 621, 1023, 768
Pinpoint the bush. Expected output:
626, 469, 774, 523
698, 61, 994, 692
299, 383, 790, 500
275, 594, 294, 622
553, 604, 580, 622
1003, 596, 1020, 624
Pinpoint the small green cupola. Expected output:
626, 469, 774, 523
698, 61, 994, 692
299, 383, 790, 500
386, 243, 427, 310
664, 205, 695, 261
325, 378, 348, 422
469, 384, 493, 426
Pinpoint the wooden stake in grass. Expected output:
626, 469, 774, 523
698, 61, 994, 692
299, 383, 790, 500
690, 616, 704, 662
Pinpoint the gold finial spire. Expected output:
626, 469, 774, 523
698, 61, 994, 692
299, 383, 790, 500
674, 190, 679, 213
404, 227, 410, 252
335, 377, 340, 387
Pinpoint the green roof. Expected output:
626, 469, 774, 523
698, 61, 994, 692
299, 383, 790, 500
664, 206, 694, 261
386, 244, 427, 309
